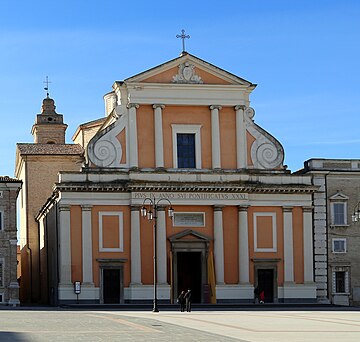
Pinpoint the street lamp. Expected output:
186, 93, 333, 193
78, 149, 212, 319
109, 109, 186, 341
140, 196, 174, 312
352, 201, 360, 222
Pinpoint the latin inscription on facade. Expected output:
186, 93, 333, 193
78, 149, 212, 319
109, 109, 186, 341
132, 192, 248, 201
173, 213, 205, 227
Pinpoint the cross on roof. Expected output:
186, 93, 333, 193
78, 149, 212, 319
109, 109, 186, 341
176, 29, 190, 52
43, 76, 51, 98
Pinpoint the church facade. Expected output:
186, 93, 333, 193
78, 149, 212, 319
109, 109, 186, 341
36, 53, 317, 304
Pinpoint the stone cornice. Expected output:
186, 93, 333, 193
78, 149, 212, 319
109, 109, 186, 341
54, 180, 317, 194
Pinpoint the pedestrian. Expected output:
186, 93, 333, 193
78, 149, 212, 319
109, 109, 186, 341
253, 286, 259, 304
177, 290, 185, 312
184, 289, 192, 312
259, 289, 265, 304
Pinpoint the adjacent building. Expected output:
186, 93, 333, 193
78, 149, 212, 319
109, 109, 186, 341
0, 176, 22, 306
300, 159, 360, 305
35, 53, 317, 305
15, 96, 84, 303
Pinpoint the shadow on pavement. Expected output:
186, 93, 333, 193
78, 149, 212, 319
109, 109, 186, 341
0, 332, 29, 341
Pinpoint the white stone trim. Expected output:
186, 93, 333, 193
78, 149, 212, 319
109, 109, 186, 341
253, 212, 277, 252
59, 205, 72, 285
278, 284, 317, 299
332, 238, 347, 253
303, 208, 314, 282
171, 124, 202, 169
238, 207, 249, 283
215, 284, 254, 300
125, 284, 170, 300
81, 205, 93, 284
214, 207, 224, 284
235, 105, 247, 169
153, 104, 165, 168
128, 104, 139, 168
157, 210, 167, 284
98, 212, 123, 252
283, 208, 294, 283
130, 208, 142, 285
210, 105, 221, 169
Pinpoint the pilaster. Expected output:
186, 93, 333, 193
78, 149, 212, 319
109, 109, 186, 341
235, 105, 247, 169
127, 103, 139, 168
153, 104, 165, 168
213, 206, 224, 284
210, 105, 222, 169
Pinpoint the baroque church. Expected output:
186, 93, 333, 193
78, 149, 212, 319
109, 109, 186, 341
17, 50, 318, 305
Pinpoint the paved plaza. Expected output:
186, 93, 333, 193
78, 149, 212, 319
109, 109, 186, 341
0, 307, 360, 341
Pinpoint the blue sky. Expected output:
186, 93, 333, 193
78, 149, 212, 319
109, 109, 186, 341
1, 0, 360, 176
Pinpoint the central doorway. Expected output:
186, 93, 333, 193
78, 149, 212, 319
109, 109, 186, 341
257, 268, 274, 303
177, 252, 202, 303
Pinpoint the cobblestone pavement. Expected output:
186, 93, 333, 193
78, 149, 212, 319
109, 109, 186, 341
1, 308, 360, 341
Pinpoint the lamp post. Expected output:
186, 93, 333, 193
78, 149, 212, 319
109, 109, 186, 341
352, 201, 360, 222
140, 196, 174, 312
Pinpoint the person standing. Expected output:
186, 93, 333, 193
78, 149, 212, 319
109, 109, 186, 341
254, 286, 260, 304
184, 289, 192, 312
177, 290, 185, 312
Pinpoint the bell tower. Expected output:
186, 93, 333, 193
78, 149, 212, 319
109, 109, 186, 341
31, 96, 68, 144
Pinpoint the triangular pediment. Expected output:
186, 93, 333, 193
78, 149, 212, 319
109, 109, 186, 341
168, 229, 212, 243
329, 192, 349, 201
123, 53, 256, 87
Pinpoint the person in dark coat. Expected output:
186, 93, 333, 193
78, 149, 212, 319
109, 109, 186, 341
184, 289, 192, 312
177, 290, 185, 312
254, 286, 260, 304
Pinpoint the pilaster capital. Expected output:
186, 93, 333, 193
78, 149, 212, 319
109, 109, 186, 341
127, 103, 139, 109
234, 105, 246, 111
213, 205, 224, 212
210, 105, 222, 111
81, 204, 93, 211
130, 205, 141, 211
153, 104, 165, 110
59, 204, 71, 212
282, 206, 294, 213
238, 205, 250, 212
303, 206, 314, 213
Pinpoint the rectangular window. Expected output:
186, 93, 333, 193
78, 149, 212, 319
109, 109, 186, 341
335, 271, 346, 293
332, 203, 346, 225
177, 133, 196, 168
332, 238, 346, 253
0, 294, 3, 303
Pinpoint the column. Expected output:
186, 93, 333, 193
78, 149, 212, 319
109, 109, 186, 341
238, 206, 250, 284
127, 103, 139, 168
303, 207, 314, 283
81, 205, 93, 284
157, 207, 167, 284
59, 204, 72, 285
283, 206, 294, 283
130, 206, 142, 285
153, 104, 165, 168
210, 105, 222, 169
213, 206, 224, 284
235, 105, 247, 169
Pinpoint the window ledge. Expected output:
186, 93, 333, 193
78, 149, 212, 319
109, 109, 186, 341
330, 224, 349, 228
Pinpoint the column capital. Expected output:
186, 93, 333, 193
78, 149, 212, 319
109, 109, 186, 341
303, 206, 314, 213
283, 206, 294, 212
210, 105, 222, 111
235, 105, 246, 111
213, 205, 224, 211
238, 205, 250, 212
130, 205, 141, 211
81, 204, 93, 211
153, 104, 165, 109
127, 103, 139, 109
